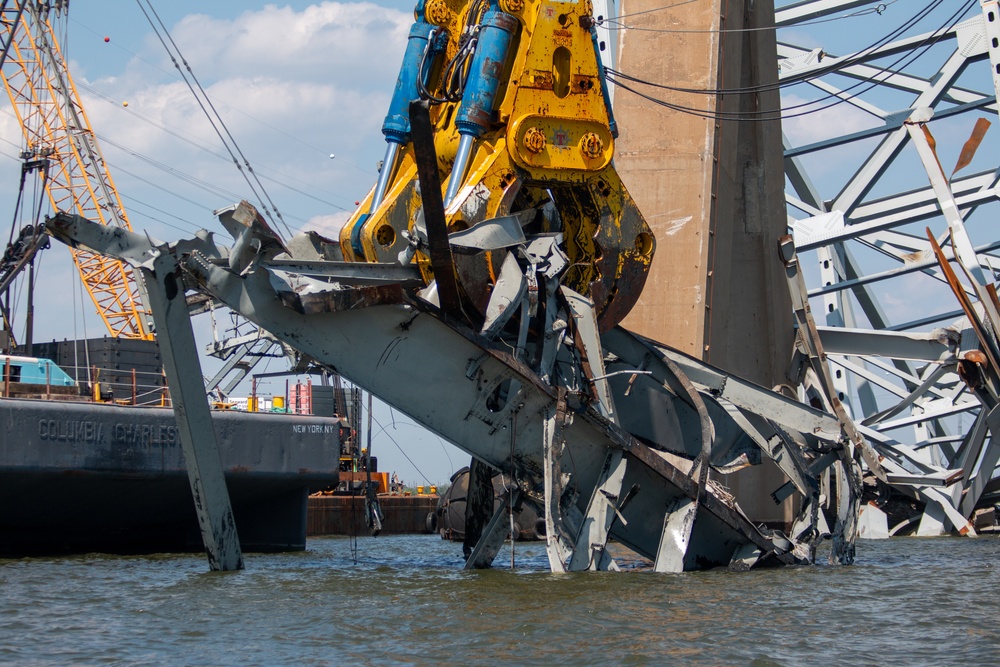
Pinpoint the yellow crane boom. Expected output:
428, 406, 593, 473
0, 1, 151, 340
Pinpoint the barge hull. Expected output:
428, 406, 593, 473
0, 398, 341, 555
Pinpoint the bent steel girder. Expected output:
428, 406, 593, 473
778, 0, 1000, 533
47, 209, 864, 571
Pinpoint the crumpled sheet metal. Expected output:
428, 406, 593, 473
45, 209, 861, 572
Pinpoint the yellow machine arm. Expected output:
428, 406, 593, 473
0, 2, 151, 340
340, 0, 653, 331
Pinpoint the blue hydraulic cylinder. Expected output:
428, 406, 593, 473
353, 4, 437, 257
453, 3, 518, 137
589, 24, 618, 138
382, 11, 437, 145
445, 2, 518, 205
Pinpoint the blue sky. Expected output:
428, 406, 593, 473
56, 1, 415, 236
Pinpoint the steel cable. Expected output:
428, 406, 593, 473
604, 0, 943, 98
135, 0, 293, 238
606, 0, 976, 122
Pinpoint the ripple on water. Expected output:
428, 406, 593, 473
2, 534, 1000, 665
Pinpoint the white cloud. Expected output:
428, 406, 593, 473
0, 2, 464, 483
300, 211, 351, 237
57, 2, 410, 239
0, 2, 413, 319
82, 77, 388, 161
875, 272, 955, 328
150, 2, 410, 87
781, 92, 879, 147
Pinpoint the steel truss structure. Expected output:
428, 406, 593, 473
779, 0, 1000, 535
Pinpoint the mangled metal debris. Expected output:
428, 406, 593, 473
40, 0, 887, 571
47, 202, 868, 572
788, 105, 1000, 538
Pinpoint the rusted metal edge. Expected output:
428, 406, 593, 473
401, 292, 635, 451
659, 353, 712, 486
188, 231, 792, 565
927, 227, 1000, 371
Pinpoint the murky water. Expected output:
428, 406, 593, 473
1, 534, 997, 666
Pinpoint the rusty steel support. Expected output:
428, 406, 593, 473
464, 488, 521, 569
409, 99, 462, 315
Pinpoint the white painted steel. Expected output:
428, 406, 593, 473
780, 0, 1000, 532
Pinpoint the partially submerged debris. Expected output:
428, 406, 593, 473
40, 0, 886, 572
47, 206, 867, 572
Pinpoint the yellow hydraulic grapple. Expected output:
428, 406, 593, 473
339, 0, 653, 331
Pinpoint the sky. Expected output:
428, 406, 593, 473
0, 0, 467, 486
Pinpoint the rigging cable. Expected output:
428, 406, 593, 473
79, 89, 356, 212
86, 128, 338, 231
605, 0, 935, 96
389, 413, 456, 473
602, 0, 900, 32
76, 84, 356, 220
368, 407, 433, 487
605, 0, 976, 122
600, 0, 698, 23
68, 14, 375, 177
134, 0, 294, 238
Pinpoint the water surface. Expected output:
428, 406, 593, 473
1, 534, 996, 665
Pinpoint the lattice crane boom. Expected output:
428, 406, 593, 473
0, 1, 151, 340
